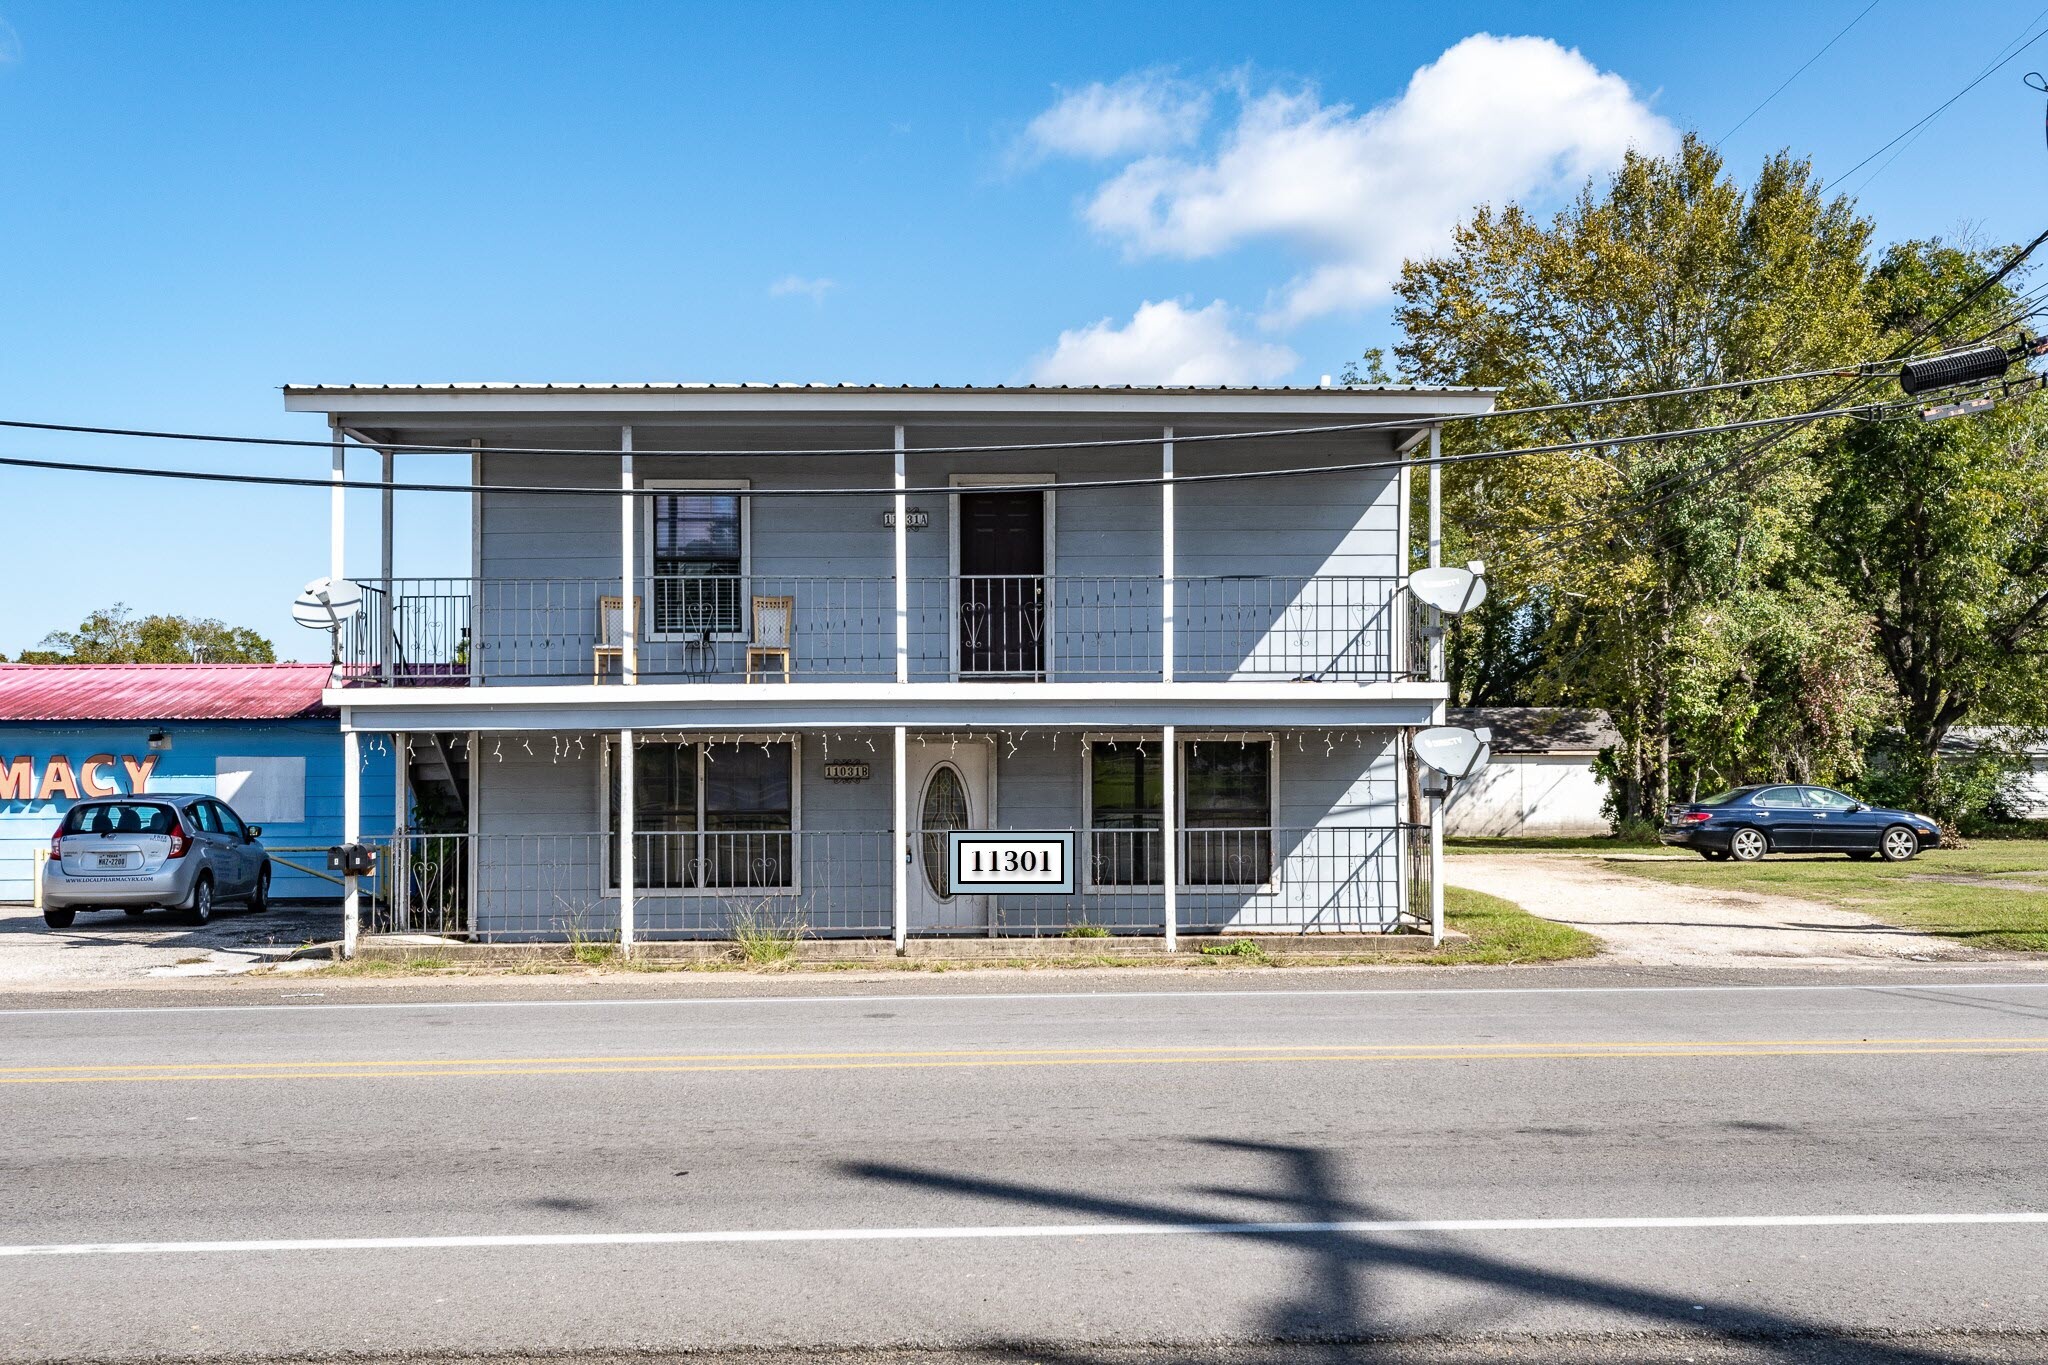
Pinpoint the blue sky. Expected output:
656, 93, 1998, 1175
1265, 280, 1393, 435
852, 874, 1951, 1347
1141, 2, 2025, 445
1, 0, 2044, 660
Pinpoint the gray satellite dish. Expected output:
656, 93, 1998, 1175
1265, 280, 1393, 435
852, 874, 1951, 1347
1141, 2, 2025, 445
1414, 725, 1492, 780
292, 577, 364, 630
1408, 560, 1489, 614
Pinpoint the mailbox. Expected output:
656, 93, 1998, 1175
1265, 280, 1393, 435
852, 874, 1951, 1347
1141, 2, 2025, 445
326, 844, 379, 877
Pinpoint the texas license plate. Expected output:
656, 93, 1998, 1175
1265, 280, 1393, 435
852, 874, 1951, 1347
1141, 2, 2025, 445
95, 854, 128, 868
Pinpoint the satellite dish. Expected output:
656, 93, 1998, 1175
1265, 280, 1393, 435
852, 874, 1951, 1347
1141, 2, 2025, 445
292, 577, 364, 630
1414, 725, 1492, 780
1409, 561, 1489, 614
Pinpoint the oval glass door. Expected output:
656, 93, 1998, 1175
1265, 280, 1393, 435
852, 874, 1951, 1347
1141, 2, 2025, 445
920, 764, 971, 899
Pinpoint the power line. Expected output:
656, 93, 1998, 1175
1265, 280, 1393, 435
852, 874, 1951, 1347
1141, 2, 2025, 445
0, 397, 1901, 504
1716, 0, 1883, 147
0, 361, 1913, 462
1833, 7, 2048, 190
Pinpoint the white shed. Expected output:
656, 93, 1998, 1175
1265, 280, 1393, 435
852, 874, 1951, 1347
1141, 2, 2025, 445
1443, 707, 1619, 838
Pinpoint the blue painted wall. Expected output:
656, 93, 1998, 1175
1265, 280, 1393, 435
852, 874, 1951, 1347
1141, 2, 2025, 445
0, 719, 399, 902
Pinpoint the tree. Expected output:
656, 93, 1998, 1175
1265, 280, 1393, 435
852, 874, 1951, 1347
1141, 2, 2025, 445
1811, 240, 2048, 815
1391, 134, 1880, 819
19, 604, 276, 664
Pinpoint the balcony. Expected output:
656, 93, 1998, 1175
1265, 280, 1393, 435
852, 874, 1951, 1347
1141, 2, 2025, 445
338, 574, 1417, 687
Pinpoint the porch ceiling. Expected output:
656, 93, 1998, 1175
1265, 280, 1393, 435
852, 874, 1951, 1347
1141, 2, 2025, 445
330, 681, 1447, 733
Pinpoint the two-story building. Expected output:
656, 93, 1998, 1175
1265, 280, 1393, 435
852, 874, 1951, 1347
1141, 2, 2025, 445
285, 383, 1490, 952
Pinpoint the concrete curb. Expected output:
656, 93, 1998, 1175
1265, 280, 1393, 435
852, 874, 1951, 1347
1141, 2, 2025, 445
348, 931, 1460, 967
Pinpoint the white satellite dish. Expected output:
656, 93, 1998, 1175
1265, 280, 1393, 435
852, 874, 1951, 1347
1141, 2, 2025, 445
1409, 560, 1489, 615
292, 577, 364, 630
1414, 725, 1492, 780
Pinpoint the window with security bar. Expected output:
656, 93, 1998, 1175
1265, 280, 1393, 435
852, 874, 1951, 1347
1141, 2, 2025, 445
608, 739, 792, 889
1087, 739, 1273, 888
651, 490, 743, 635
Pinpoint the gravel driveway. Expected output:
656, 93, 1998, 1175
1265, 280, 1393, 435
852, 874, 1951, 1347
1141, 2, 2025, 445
1446, 854, 1999, 968
0, 900, 335, 986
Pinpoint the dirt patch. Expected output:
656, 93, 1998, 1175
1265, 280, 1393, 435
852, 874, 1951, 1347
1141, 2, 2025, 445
1444, 855, 2000, 968
0, 901, 334, 985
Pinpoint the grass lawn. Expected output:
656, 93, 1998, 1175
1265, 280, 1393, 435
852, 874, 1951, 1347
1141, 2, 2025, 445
1448, 834, 1664, 853
1421, 884, 1603, 965
1603, 839, 2048, 953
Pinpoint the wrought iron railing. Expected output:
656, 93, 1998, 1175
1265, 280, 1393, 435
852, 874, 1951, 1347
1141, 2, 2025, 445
336, 574, 1414, 686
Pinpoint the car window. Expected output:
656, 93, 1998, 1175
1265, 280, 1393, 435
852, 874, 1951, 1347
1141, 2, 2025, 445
1756, 787, 1802, 809
1696, 788, 1753, 807
189, 802, 221, 834
63, 803, 177, 835
214, 803, 248, 839
1805, 788, 1857, 812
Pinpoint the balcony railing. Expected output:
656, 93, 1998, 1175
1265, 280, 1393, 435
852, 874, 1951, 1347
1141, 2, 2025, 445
364, 824, 1423, 941
338, 574, 1415, 686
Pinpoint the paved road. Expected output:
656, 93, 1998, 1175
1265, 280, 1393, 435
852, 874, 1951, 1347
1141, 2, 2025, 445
5, 969, 2048, 1363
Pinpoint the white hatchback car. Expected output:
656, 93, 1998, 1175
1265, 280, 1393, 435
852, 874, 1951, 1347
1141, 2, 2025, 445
41, 793, 271, 929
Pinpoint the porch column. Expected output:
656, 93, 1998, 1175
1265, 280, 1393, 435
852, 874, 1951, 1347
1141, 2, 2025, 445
893, 424, 909, 683
891, 726, 908, 949
1427, 423, 1445, 946
329, 419, 345, 584
619, 729, 636, 950
392, 731, 408, 931
1161, 724, 1178, 949
342, 724, 360, 958
1161, 426, 1175, 683
620, 428, 637, 685
380, 447, 395, 685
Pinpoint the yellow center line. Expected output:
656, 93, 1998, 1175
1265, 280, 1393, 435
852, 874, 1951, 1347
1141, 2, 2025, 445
2, 1041, 2046, 1085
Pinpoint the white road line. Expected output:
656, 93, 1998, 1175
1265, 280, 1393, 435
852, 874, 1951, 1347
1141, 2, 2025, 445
7, 1212, 2045, 1258
3, 979, 2047, 1018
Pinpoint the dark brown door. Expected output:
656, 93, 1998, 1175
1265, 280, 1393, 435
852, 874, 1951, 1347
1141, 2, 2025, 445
958, 489, 1045, 676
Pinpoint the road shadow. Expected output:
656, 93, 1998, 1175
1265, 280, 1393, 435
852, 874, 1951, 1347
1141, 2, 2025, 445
841, 1137, 1969, 1362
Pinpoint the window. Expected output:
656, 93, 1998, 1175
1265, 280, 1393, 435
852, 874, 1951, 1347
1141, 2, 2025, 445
62, 803, 176, 836
1804, 788, 1858, 812
1755, 787, 1803, 809
1089, 741, 1162, 886
213, 803, 249, 840
1085, 738, 1274, 888
1182, 742, 1272, 886
190, 802, 221, 833
609, 740, 793, 890
650, 489, 744, 635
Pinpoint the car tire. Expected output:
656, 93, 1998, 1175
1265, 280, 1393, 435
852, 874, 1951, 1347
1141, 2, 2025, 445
42, 907, 75, 929
248, 864, 270, 913
1879, 826, 1920, 863
1847, 851, 1876, 861
1700, 850, 1731, 861
1729, 828, 1769, 862
185, 875, 214, 926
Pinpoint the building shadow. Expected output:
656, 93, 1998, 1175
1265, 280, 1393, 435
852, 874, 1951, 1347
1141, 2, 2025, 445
841, 1137, 1969, 1362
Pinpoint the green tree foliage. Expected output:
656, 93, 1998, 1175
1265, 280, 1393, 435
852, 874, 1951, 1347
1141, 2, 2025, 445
1810, 240, 2048, 812
1392, 134, 1889, 818
18, 604, 276, 664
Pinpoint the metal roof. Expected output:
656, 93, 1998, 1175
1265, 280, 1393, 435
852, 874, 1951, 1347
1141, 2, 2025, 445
283, 381, 1496, 396
0, 664, 334, 722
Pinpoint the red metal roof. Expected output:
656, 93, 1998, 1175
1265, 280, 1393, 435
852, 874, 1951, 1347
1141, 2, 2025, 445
0, 664, 333, 722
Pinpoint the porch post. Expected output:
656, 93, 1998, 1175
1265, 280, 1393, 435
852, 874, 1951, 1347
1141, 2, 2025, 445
619, 729, 636, 951
1161, 724, 1178, 949
1161, 426, 1175, 683
1427, 424, 1445, 945
893, 424, 909, 683
891, 725, 908, 949
620, 428, 637, 685
342, 723, 360, 958
380, 447, 396, 684
392, 731, 408, 931
329, 420, 345, 585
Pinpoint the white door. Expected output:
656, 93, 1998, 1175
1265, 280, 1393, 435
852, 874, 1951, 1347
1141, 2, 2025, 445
907, 739, 994, 931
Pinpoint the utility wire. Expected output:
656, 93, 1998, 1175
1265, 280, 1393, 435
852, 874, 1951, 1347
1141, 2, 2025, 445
1833, 7, 2048, 190
1716, 0, 1883, 146
0, 398, 1899, 503
0, 360, 1923, 461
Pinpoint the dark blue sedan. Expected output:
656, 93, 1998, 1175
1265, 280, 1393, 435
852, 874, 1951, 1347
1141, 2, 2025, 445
1659, 785, 1941, 862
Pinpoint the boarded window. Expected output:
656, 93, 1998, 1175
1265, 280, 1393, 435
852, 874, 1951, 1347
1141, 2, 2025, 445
215, 757, 305, 824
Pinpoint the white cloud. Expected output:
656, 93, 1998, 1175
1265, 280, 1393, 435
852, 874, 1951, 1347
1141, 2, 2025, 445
1019, 71, 1208, 161
0, 18, 19, 64
1069, 35, 1677, 325
1028, 299, 1298, 386
768, 274, 835, 302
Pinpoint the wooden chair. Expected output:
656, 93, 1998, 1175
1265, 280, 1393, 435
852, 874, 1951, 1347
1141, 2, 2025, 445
592, 595, 642, 683
746, 595, 794, 683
